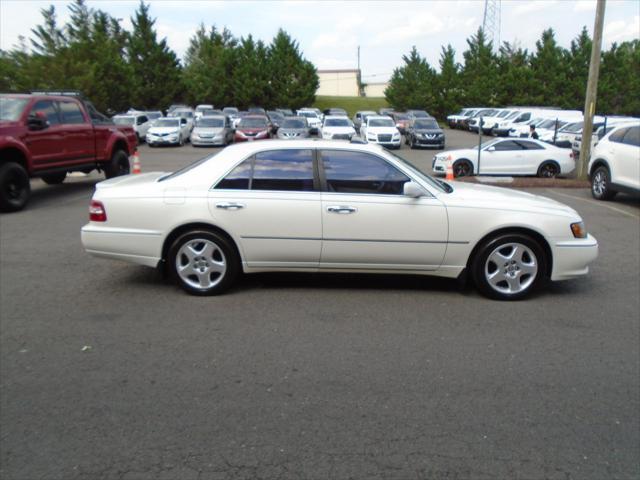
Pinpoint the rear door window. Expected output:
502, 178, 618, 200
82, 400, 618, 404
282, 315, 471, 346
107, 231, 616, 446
516, 140, 545, 150
493, 141, 523, 151
58, 101, 86, 124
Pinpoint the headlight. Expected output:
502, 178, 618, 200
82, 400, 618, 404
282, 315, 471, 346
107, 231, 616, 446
571, 222, 587, 239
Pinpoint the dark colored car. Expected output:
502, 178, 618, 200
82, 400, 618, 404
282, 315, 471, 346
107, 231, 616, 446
0, 93, 137, 212
405, 117, 445, 149
234, 115, 272, 142
406, 109, 431, 122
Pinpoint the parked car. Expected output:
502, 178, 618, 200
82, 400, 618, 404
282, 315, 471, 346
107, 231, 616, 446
195, 104, 214, 118
406, 110, 431, 123
222, 107, 239, 118
405, 117, 445, 149
542, 119, 605, 148
352, 110, 376, 133
447, 108, 473, 128
296, 110, 322, 133
234, 115, 272, 142
146, 117, 192, 146
323, 108, 348, 117
232, 111, 248, 129
589, 123, 640, 200
190, 115, 234, 147
432, 138, 574, 178
391, 112, 411, 134
360, 115, 401, 149
572, 117, 638, 161
166, 104, 190, 116
145, 110, 163, 121
320, 116, 356, 140
276, 117, 310, 139
113, 113, 150, 142
468, 109, 499, 132
0, 93, 137, 212
81, 139, 598, 300
248, 107, 266, 115
379, 108, 394, 116
276, 108, 295, 116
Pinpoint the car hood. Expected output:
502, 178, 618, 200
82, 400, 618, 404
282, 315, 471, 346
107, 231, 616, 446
443, 181, 578, 217
367, 126, 398, 134
323, 126, 355, 134
148, 126, 180, 134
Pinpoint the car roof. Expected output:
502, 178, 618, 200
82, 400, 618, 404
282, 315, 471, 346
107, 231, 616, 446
367, 115, 394, 121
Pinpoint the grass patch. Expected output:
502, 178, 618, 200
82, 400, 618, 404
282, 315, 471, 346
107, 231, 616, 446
313, 96, 389, 118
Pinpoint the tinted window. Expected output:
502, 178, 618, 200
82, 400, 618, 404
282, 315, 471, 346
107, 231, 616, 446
215, 159, 252, 190
58, 101, 85, 124
492, 140, 523, 151
0, 97, 29, 121
621, 126, 640, 147
609, 127, 628, 143
31, 100, 60, 125
322, 150, 409, 195
252, 149, 314, 191
325, 118, 351, 127
516, 140, 544, 150
515, 113, 531, 122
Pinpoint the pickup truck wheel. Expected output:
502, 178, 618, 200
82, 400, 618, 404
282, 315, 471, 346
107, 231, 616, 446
0, 162, 31, 212
104, 150, 130, 179
41, 172, 67, 185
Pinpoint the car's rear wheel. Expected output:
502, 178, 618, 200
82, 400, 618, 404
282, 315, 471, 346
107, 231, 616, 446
104, 150, 130, 179
453, 160, 473, 177
537, 161, 560, 178
591, 166, 617, 200
0, 162, 30, 212
41, 172, 67, 185
168, 230, 240, 296
472, 234, 547, 300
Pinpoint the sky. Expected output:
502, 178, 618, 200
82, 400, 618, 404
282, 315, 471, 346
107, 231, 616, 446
1, 0, 638, 83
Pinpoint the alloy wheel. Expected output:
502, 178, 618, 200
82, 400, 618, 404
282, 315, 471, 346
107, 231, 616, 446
175, 239, 227, 289
484, 242, 538, 295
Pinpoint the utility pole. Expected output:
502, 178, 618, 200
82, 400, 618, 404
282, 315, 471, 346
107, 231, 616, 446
578, 0, 606, 180
357, 45, 363, 97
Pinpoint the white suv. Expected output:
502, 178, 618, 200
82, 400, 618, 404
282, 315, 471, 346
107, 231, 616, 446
589, 123, 640, 200
112, 113, 150, 142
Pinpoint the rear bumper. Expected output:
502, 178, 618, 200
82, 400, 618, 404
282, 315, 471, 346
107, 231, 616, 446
550, 234, 598, 281
81, 225, 163, 268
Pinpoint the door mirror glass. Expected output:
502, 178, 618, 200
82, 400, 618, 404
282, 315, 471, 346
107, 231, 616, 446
403, 181, 425, 198
27, 113, 48, 131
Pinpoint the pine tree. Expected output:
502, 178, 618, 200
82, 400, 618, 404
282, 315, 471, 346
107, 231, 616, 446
565, 27, 592, 110
496, 41, 533, 106
127, 1, 183, 109
266, 29, 318, 109
599, 40, 640, 116
461, 28, 499, 106
384, 46, 436, 111
231, 35, 270, 108
434, 44, 462, 118
529, 28, 570, 107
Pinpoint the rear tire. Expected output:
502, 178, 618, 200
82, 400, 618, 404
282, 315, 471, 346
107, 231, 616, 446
41, 172, 67, 185
168, 230, 240, 296
104, 150, 130, 179
591, 166, 617, 200
472, 233, 547, 301
453, 160, 473, 178
537, 161, 560, 178
0, 162, 30, 212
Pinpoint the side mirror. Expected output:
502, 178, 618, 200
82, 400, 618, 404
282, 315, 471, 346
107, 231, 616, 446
486, 146, 495, 152
403, 181, 426, 198
27, 113, 48, 131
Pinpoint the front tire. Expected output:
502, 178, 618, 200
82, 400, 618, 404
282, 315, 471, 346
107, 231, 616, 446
104, 150, 130, 179
0, 162, 30, 212
591, 166, 616, 200
168, 230, 240, 296
41, 172, 67, 185
472, 234, 547, 301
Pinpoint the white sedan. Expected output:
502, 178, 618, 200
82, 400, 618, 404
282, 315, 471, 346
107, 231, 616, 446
81, 140, 597, 300
432, 138, 575, 178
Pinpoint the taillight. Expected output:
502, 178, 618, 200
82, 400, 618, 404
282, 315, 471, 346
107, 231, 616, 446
89, 200, 107, 222
569, 152, 574, 159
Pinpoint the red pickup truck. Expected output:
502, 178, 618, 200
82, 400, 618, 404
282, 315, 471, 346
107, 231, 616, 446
0, 93, 138, 212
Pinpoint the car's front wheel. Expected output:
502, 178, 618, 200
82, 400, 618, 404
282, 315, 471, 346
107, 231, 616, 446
168, 230, 240, 295
453, 160, 473, 177
591, 166, 616, 200
472, 234, 547, 300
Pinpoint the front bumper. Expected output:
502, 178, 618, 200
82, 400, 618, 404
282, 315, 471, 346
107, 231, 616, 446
413, 136, 444, 147
368, 138, 402, 148
550, 234, 598, 281
191, 136, 225, 146
146, 136, 179, 145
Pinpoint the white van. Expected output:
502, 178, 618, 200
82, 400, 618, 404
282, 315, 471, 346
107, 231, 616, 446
494, 109, 580, 137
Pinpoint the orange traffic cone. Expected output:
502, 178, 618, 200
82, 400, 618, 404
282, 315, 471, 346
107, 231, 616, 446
132, 151, 141, 174
445, 155, 454, 180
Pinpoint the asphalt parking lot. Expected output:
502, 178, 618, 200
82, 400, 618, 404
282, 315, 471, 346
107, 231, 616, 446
1, 130, 639, 479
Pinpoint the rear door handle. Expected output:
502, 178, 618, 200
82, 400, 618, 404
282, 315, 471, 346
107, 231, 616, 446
216, 202, 245, 210
327, 205, 357, 214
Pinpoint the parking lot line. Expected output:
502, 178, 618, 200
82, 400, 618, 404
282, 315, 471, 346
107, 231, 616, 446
545, 189, 639, 219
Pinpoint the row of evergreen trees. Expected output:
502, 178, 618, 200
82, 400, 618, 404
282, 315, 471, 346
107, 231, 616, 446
385, 28, 640, 120
0, 1, 319, 113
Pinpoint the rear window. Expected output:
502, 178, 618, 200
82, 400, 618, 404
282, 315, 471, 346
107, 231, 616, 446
621, 126, 639, 147
58, 101, 85, 124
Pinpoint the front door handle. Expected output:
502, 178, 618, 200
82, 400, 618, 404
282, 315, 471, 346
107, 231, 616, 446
327, 205, 357, 214
216, 202, 245, 210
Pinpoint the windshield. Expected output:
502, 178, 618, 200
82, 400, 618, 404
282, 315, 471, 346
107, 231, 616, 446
394, 114, 409, 120
475, 109, 497, 117
298, 111, 317, 118
0, 97, 29, 121
325, 118, 351, 127
196, 106, 212, 112
410, 111, 429, 118
386, 150, 449, 193
154, 118, 180, 127
113, 117, 135, 125
196, 117, 224, 128
369, 118, 395, 127
414, 119, 439, 129
505, 111, 520, 120
175, 110, 193, 118
223, 107, 238, 114
239, 118, 267, 128
282, 119, 306, 129
562, 122, 583, 133
497, 110, 511, 118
